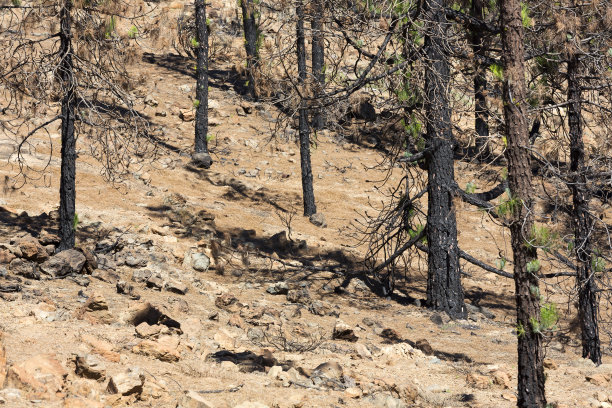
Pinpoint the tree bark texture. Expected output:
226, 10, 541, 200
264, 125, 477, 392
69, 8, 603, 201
568, 53, 601, 365
297, 1, 316, 216
423, 0, 466, 319
58, 0, 76, 251
240, 0, 259, 100
470, 0, 490, 161
311, 0, 325, 130
194, 0, 209, 154
500, 0, 547, 405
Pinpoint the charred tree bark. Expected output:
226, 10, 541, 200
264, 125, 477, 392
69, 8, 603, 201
500, 0, 546, 405
297, 0, 316, 216
311, 0, 325, 130
240, 0, 259, 100
423, 0, 466, 319
193, 0, 212, 168
470, 0, 490, 161
568, 53, 601, 365
58, 0, 76, 251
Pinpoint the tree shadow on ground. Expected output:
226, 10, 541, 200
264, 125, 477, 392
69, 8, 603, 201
141, 52, 248, 95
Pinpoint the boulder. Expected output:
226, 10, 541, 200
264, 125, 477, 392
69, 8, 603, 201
309, 213, 327, 228
191, 252, 211, 272
106, 369, 144, 396
74, 353, 106, 381
40, 249, 86, 277
132, 336, 180, 362
6, 354, 68, 400
9, 258, 40, 279
18, 238, 48, 262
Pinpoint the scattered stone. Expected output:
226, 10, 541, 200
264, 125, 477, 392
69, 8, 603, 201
286, 287, 310, 304
466, 373, 491, 389
309, 213, 327, 228
135, 323, 163, 339
345, 387, 363, 399
312, 361, 344, 382
106, 368, 145, 396
181, 390, 216, 408
155, 110, 167, 117
40, 249, 86, 277
74, 353, 106, 381
543, 358, 558, 370
165, 279, 188, 295
9, 258, 40, 279
146, 273, 164, 290
491, 370, 512, 389
429, 312, 450, 326
0, 248, 16, 264
215, 293, 238, 309
36, 230, 60, 246
228, 313, 245, 328
18, 238, 48, 262
133, 336, 180, 362
266, 281, 289, 295
81, 334, 120, 363
586, 374, 610, 386
268, 365, 283, 379
354, 343, 372, 359
333, 320, 358, 342
191, 252, 211, 271
191, 152, 213, 169
144, 95, 158, 107
180, 109, 195, 121
124, 253, 147, 268
7, 354, 68, 400
179, 84, 192, 93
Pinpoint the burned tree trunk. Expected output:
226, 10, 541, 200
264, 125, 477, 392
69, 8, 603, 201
297, 0, 316, 216
470, 0, 490, 161
423, 0, 466, 319
58, 0, 76, 251
311, 0, 325, 130
568, 53, 601, 365
240, 0, 259, 100
193, 0, 212, 168
500, 0, 546, 405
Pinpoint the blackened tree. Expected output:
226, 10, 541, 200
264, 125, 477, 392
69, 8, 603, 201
500, 0, 546, 404
192, 0, 212, 168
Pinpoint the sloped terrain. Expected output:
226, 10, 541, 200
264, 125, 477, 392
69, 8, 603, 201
0, 1, 611, 408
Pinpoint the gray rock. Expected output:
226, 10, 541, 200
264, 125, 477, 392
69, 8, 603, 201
191, 252, 211, 272
124, 253, 147, 268
107, 368, 145, 396
131, 269, 152, 283
9, 258, 40, 279
266, 282, 289, 295
40, 249, 86, 277
286, 287, 310, 304
74, 353, 106, 380
309, 213, 327, 228
165, 279, 188, 295
366, 394, 407, 408
191, 152, 213, 169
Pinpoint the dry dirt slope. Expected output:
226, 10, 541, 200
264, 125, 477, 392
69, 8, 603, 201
0, 2, 612, 408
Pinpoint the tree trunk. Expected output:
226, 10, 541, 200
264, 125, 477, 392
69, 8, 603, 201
297, 1, 316, 216
311, 0, 325, 130
470, 0, 490, 161
568, 53, 602, 365
423, 0, 466, 319
193, 0, 211, 168
500, 0, 547, 405
240, 0, 259, 100
58, 0, 76, 251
